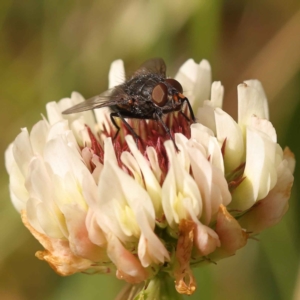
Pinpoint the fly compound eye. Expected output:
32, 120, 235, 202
165, 78, 183, 94
152, 83, 168, 107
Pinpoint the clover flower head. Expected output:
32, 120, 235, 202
5, 58, 295, 298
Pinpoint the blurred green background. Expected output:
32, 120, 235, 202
1, 0, 300, 299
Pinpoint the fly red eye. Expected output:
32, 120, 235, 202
165, 78, 183, 93
152, 83, 168, 107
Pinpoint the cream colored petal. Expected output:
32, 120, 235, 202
5, 143, 14, 174
196, 105, 216, 134
238, 158, 294, 235
30, 120, 49, 155
238, 80, 269, 132
214, 108, 244, 172
12, 128, 33, 177
121, 151, 144, 187
46, 102, 64, 125
175, 59, 211, 109
249, 115, 276, 143
208, 136, 224, 174
109, 59, 126, 88
9, 163, 28, 211
162, 141, 202, 228
125, 135, 162, 217
97, 160, 156, 243
146, 146, 162, 183
46, 120, 69, 142
25, 157, 67, 238
186, 144, 212, 224
230, 126, 277, 210
137, 209, 170, 267
43, 135, 87, 181
211, 81, 224, 108
175, 133, 190, 172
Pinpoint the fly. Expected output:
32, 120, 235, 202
62, 58, 196, 150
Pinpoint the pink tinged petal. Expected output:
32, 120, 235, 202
211, 81, 224, 108
283, 147, 295, 174
238, 80, 269, 132
107, 233, 149, 284
174, 219, 196, 295
238, 157, 294, 235
136, 209, 170, 267
175, 59, 211, 109
186, 204, 220, 256
146, 146, 162, 183
125, 136, 163, 217
30, 120, 49, 155
21, 211, 109, 276
162, 141, 202, 228
109, 59, 126, 88
214, 205, 248, 258
214, 108, 244, 172
230, 126, 277, 210
63, 203, 107, 262
85, 209, 107, 247
12, 128, 34, 177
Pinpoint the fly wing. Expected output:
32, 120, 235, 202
62, 87, 127, 114
133, 58, 166, 78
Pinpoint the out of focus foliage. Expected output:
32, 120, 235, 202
1, 1, 300, 299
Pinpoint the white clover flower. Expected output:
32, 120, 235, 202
5, 58, 295, 298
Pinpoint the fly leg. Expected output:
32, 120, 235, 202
110, 112, 140, 145
180, 96, 196, 122
155, 112, 179, 152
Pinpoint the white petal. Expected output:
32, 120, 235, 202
208, 137, 224, 173
196, 105, 216, 134
30, 120, 49, 155
12, 128, 33, 177
238, 80, 269, 131
109, 59, 126, 88
8, 163, 28, 211
146, 146, 162, 183
5, 143, 14, 174
46, 102, 63, 125
211, 81, 224, 108
249, 115, 276, 143
162, 141, 202, 228
125, 135, 162, 216
230, 126, 277, 210
175, 59, 211, 109
214, 108, 244, 171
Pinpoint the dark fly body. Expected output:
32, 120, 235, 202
62, 58, 196, 149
